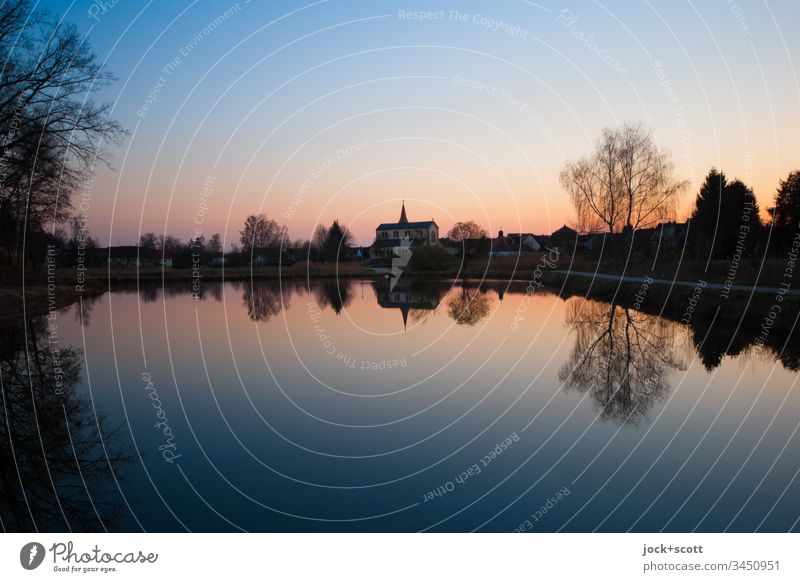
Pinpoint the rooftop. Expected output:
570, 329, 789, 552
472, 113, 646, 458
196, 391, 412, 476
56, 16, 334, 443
376, 202, 437, 231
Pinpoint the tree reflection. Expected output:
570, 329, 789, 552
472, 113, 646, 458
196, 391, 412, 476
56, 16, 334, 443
446, 285, 494, 326
559, 298, 686, 424
139, 285, 159, 304
311, 279, 353, 315
72, 293, 103, 327
208, 282, 223, 302
241, 281, 294, 322
0, 320, 133, 531
690, 323, 744, 371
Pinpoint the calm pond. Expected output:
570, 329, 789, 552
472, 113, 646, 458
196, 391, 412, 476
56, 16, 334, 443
1, 279, 798, 532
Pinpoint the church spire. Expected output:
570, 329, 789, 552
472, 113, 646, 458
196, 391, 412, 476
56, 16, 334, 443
398, 200, 408, 224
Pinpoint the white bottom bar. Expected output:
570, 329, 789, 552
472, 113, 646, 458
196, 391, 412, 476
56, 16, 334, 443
1, 533, 796, 580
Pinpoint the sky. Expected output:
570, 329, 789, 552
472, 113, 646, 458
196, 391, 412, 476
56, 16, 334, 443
41, 0, 800, 246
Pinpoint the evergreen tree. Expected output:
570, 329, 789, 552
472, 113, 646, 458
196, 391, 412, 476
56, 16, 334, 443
321, 220, 353, 262
690, 169, 762, 259
768, 170, 800, 254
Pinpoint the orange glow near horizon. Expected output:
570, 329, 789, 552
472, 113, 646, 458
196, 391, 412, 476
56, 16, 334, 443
93, 138, 796, 248
68, 1, 799, 247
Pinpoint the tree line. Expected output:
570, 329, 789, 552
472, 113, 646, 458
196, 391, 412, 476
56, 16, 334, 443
561, 121, 800, 259
2, 0, 794, 277
0, 0, 124, 268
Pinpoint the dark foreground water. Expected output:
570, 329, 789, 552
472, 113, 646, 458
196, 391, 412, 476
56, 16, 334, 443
1, 279, 798, 532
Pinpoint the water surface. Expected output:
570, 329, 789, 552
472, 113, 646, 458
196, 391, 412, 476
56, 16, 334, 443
1, 279, 798, 532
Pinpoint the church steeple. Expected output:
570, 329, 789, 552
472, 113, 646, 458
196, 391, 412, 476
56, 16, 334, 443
398, 200, 408, 224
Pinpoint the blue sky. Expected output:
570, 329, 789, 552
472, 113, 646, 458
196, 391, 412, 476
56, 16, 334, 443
39, 0, 800, 245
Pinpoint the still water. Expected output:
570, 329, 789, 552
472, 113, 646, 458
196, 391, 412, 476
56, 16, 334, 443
1, 279, 798, 532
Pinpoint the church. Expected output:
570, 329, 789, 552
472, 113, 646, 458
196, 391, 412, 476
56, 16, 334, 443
369, 202, 439, 259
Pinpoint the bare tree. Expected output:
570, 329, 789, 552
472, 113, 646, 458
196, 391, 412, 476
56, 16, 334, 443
447, 220, 487, 241
0, 1, 125, 266
239, 214, 288, 250
157, 234, 182, 255
308, 224, 327, 262
447, 220, 488, 263
208, 233, 223, 254
560, 123, 685, 234
139, 232, 158, 252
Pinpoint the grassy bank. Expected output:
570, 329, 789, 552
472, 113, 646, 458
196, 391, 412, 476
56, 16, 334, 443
561, 253, 791, 288
406, 252, 794, 288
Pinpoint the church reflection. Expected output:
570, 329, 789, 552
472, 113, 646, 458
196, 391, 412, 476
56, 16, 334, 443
373, 280, 446, 329
129, 277, 800, 372
373, 279, 499, 329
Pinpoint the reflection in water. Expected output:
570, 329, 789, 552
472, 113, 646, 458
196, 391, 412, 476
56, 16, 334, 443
239, 281, 294, 322
690, 319, 800, 373
559, 298, 687, 424
374, 280, 446, 329
115, 278, 800, 373
447, 284, 495, 326
72, 293, 103, 328
693, 324, 742, 372
0, 279, 797, 533
312, 279, 354, 315
0, 320, 132, 532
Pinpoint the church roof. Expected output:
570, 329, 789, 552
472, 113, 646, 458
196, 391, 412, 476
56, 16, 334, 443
376, 202, 437, 231
376, 220, 437, 231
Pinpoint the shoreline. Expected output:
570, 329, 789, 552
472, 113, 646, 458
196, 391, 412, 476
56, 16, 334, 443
1, 265, 795, 329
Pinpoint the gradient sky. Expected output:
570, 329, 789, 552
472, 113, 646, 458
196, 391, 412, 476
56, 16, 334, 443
43, 0, 800, 246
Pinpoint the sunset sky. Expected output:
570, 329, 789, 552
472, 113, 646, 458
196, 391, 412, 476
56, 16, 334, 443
46, 0, 800, 246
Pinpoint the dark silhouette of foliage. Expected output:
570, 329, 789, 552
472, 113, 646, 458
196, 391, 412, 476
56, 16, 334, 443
0, 319, 133, 531
768, 170, 800, 254
690, 168, 762, 259
320, 220, 353, 263
0, 1, 125, 267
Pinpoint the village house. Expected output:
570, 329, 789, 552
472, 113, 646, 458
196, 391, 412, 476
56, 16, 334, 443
489, 230, 557, 256
506, 233, 544, 252
577, 221, 691, 253
105, 246, 173, 269
488, 230, 521, 257
547, 224, 579, 253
